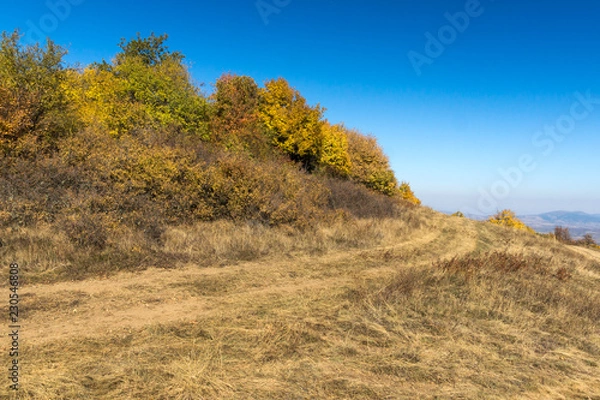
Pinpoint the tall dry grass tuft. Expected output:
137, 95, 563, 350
433, 251, 555, 279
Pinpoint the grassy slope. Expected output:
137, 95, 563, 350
2, 207, 600, 399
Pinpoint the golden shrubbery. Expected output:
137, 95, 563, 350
57, 127, 331, 227
0, 31, 419, 241
488, 209, 535, 234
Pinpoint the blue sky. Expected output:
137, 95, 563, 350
2, 0, 599, 214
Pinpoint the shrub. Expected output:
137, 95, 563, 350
488, 210, 535, 234
554, 226, 573, 244
434, 251, 557, 279
323, 178, 400, 219
578, 233, 597, 247
59, 212, 108, 250
57, 127, 330, 228
0, 32, 418, 236
398, 182, 421, 205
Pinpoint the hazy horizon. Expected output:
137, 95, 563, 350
2, 0, 599, 213
422, 193, 600, 216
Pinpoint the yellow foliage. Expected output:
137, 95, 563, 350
76, 67, 147, 136
345, 129, 397, 196
488, 209, 535, 234
258, 78, 324, 169
71, 34, 209, 139
319, 122, 351, 177
398, 182, 421, 205
1, 32, 420, 232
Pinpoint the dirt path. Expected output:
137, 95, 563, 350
18, 219, 479, 346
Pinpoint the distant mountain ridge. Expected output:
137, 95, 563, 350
524, 211, 600, 224
442, 210, 600, 241
519, 211, 600, 240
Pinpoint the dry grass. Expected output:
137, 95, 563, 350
2, 209, 600, 399
0, 206, 426, 285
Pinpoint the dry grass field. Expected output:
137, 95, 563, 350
2, 207, 600, 399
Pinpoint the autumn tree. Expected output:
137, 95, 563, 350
345, 129, 398, 196
210, 74, 272, 155
77, 33, 209, 138
580, 233, 597, 247
318, 122, 351, 177
258, 78, 324, 171
0, 31, 78, 155
554, 226, 573, 244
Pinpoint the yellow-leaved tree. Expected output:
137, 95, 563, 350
258, 78, 324, 171
75, 33, 209, 138
318, 122, 351, 177
345, 129, 396, 195
76, 66, 146, 136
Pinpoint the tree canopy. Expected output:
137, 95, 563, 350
0, 30, 420, 217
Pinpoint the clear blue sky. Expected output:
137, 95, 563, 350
2, 0, 599, 215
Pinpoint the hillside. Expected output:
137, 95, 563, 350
2, 208, 600, 399
1, 31, 600, 399
0, 31, 419, 240
454, 211, 600, 241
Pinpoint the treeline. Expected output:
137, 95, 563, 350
553, 227, 598, 248
0, 31, 419, 238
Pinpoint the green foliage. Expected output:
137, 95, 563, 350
0, 31, 78, 155
77, 33, 209, 138
0, 31, 419, 237
488, 210, 535, 234
452, 211, 465, 217
115, 32, 183, 67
